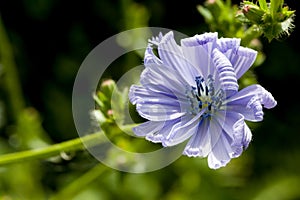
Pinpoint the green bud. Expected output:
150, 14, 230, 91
100, 79, 117, 98
93, 79, 117, 119
93, 79, 129, 125
242, 1, 265, 24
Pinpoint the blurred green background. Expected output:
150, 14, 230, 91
0, 0, 299, 199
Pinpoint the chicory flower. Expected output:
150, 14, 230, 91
129, 31, 276, 169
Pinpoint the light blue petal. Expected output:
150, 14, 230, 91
208, 113, 251, 168
144, 45, 163, 66
212, 48, 239, 97
162, 111, 204, 146
130, 64, 194, 121
140, 65, 187, 101
215, 111, 239, 141
217, 37, 240, 58
207, 118, 232, 169
229, 123, 252, 158
129, 85, 178, 105
181, 32, 218, 79
242, 123, 252, 149
133, 121, 165, 137
136, 102, 185, 122
179, 45, 205, 79
183, 119, 211, 157
146, 118, 180, 143
157, 31, 197, 85
226, 84, 277, 121
259, 86, 277, 109
229, 119, 252, 153
217, 111, 252, 158
230, 46, 257, 79
130, 85, 185, 122
207, 134, 232, 169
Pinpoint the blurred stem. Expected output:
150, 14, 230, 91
0, 15, 25, 119
49, 163, 108, 200
0, 123, 136, 165
0, 131, 103, 165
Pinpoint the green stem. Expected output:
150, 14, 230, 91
0, 131, 104, 165
0, 123, 137, 166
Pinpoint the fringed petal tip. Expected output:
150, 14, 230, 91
183, 148, 205, 158
251, 85, 277, 111
158, 31, 174, 45
237, 46, 258, 59
148, 32, 164, 46
208, 154, 231, 169
183, 134, 207, 157
146, 134, 164, 143
144, 45, 162, 66
217, 37, 241, 54
181, 32, 218, 47
246, 96, 264, 121
128, 85, 139, 105
231, 117, 253, 157
259, 87, 277, 109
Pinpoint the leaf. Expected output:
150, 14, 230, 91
270, 0, 284, 18
258, 0, 268, 11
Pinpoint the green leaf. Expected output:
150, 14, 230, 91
258, 0, 268, 11
197, 5, 213, 22
270, 0, 284, 18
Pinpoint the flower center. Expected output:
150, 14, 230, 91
186, 75, 225, 117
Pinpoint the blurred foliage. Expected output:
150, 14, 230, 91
0, 0, 299, 199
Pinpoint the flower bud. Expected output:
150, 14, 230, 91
100, 79, 117, 98
242, 2, 265, 24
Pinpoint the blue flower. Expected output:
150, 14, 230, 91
129, 31, 277, 169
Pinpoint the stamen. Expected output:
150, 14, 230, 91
206, 75, 215, 96
208, 103, 212, 111
199, 101, 203, 109
197, 85, 201, 97
186, 75, 225, 118
205, 85, 209, 96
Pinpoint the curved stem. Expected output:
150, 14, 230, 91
0, 123, 137, 166
0, 131, 104, 165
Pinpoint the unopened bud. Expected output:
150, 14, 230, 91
100, 79, 117, 98
242, 3, 265, 24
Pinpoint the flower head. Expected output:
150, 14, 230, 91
129, 31, 276, 169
